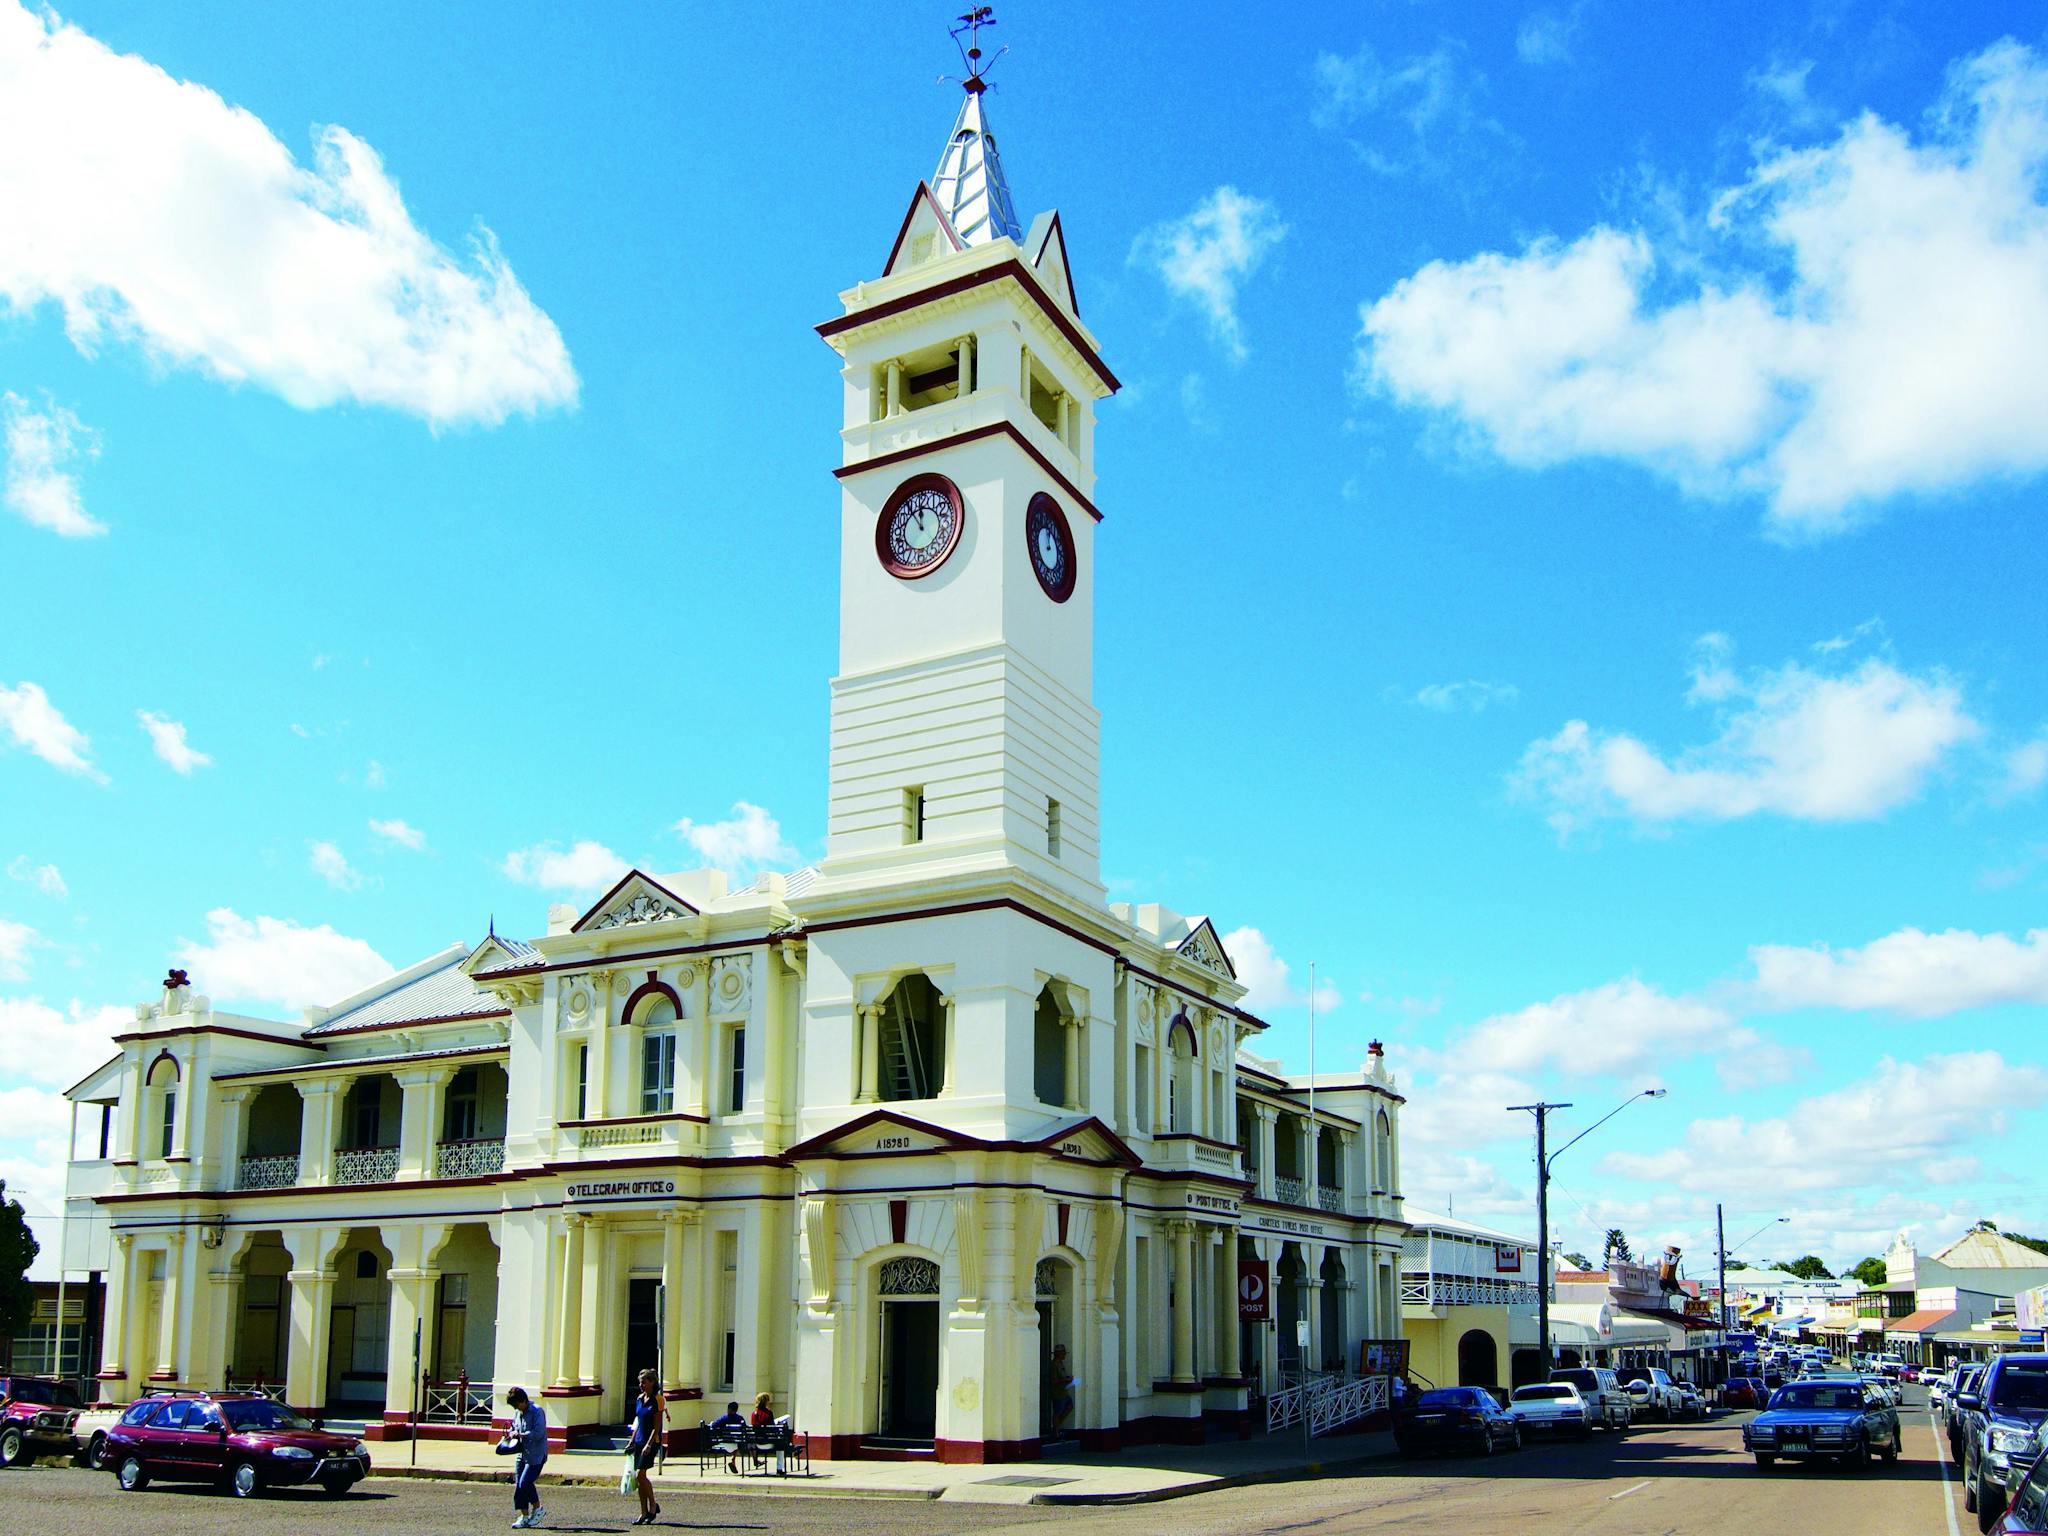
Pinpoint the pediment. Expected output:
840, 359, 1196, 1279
882, 181, 965, 277
463, 934, 530, 976
1024, 210, 1077, 315
1175, 917, 1236, 980
784, 1109, 971, 1162
1033, 1116, 1142, 1169
572, 870, 699, 934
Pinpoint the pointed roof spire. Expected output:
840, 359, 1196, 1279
933, 7, 1022, 247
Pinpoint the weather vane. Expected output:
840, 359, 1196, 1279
945, 5, 1007, 93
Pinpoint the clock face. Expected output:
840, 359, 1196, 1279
1025, 492, 1076, 603
876, 474, 964, 579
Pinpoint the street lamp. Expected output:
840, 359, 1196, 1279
1509, 1087, 1669, 1380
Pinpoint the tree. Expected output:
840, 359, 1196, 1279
1849, 1256, 1889, 1287
1603, 1228, 1633, 1266
2004, 1232, 2048, 1258
1775, 1254, 1834, 1280
1564, 1251, 1593, 1270
0, 1180, 39, 1342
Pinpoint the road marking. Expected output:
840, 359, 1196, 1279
1931, 1409, 1963, 1536
1608, 1480, 1651, 1500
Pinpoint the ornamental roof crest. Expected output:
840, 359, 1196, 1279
1174, 917, 1235, 980
573, 870, 699, 934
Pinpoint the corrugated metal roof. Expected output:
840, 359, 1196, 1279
218, 1041, 504, 1081
472, 934, 540, 977
1933, 1229, 2048, 1270
931, 88, 1021, 247
306, 955, 504, 1036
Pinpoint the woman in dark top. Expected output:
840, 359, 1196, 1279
628, 1368, 666, 1525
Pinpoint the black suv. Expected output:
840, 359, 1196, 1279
1961, 1354, 2048, 1533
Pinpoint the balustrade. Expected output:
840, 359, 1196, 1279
434, 1138, 506, 1179
236, 1153, 300, 1190
333, 1145, 400, 1185
1398, 1271, 1540, 1308
1315, 1185, 1345, 1213
1274, 1175, 1306, 1206
423, 1372, 495, 1424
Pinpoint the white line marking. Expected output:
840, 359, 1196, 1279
1609, 1480, 1651, 1500
1931, 1409, 1963, 1536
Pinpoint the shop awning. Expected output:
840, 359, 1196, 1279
1886, 1309, 1955, 1335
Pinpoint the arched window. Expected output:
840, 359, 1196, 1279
1374, 1109, 1393, 1188
1033, 984, 1070, 1109
146, 1056, 179, 1160
1167, 1017, 1196, 1133
636, 992, 679, 1114
878, 974, 943, 1102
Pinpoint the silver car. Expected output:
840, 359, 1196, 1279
1509, 1383, 1596, 1439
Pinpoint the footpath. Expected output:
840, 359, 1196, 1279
371, 1427, 1400, 1506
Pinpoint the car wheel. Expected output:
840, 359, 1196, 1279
1964, 1468, 1978, 1512
1754, 1454, 1776, 1468
318, 1473, 355, 1498
1510, 1425, 1523, 1452
117, 1454, 150, 1491
1977, 1481, 2002, 1535
229, 1460, 261, 1499
88, 1433, 110, 1471
1479, 1427, 1495, 1456
0, 1426, 23, 1467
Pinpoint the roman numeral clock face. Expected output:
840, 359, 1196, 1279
876, 474, 963, 578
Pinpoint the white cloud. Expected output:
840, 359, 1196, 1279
1130, 187, 1286, 362
1313, 41, 1508, 182
0, 679, 101, 780
5, 856, 66, 897
1415, 679, 1519, 713
1514, 641, 1978, 833
1450, 977, 1730, 1079
1516, 8, 1582, 67
0, 995, 127, 1090
2003, 734, 2048, 799
1748, 926, 2048, 1018
671, 801, 795, 877
1220, 926, 1341, 1013
501, 839, 628, 894
308, 839, 362, 891
364, 759, 388, 789
136, 709, 211, 774
0, 918, 41, 981
368, 817, 427, 851
1359, 40, 2048, 534
1607, 1051, 2048, 1195
0, 0, 577, 428
1, 392, 102, 536
172, 908, 391, 1013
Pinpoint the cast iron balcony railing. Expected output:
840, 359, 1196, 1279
1274, 1175, 1307, 1206
333, 1145, 399, 1185
1400, 1272, 1541, 1308
1316, 1184, 1345, 1213
236, 1153, 300, 1190
435, 1137, 506, 1179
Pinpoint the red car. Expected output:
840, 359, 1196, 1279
0, 1376, 84, 1468
1722, 1378, 1768, 1410
1995, 1448, 2048, 1534
103, 1391, 370, 1498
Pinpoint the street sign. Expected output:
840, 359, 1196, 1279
1238, 1259, 1269, 1319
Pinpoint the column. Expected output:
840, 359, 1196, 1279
1255, 1105, 1277, 1200
1171, 1223, 1197, 1383
885, 359, 903, 416
98, 1231, 134, 1388
1062, 1016, 1083, 1111
939, 994, 956, 1095
1304, 1244, 1324, 1372
395, 1067, 455, 1181
553, 1215, 586, 1388
1220, 1227, 1242, 1378
283, 1227, 345, 1412
660, 1212, 691, 1395
955, 334, 975, 395
856, 1005, 880, 1104
154, 1233, 184, 1379
215, 1088, 250, 1190
589, 973, 614, 1119
1056, 391, 1073, 447
295, 1079, 343, 1186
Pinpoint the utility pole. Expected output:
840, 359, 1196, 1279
1717, 1203, 1728, 1388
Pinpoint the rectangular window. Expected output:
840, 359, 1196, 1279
715, 1229, 738, 1390
446, 1075, 478, 1141
159, 1089, 176, 1159
727, 1025, 747, 1116
1047, 798, 1062, 858
351, 1092, 381, 1149
1134, 1045, 1152, 1130
574, 1043, 589, 1120
641, 1032, 677, 1114
904, 787, 925, 844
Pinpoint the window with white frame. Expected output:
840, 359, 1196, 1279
642, 1031, 677, 1114
726, 1023, 746, 1115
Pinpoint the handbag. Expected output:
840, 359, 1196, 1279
493, 1435, 519, 1457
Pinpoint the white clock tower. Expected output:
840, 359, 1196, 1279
812, 62, 1117, 910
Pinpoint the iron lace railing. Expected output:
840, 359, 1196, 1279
236, 1153, 300, 1190
434, 1138, 506, 1179
333, 1145, 399, 1184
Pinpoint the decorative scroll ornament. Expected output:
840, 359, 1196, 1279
710, 954, 752, 1015
877, 1255, 940, 1296
594, 892, 686, 929
803, 1199, 834, 1303
1176, 922, 1231, 977
1034, 1258, 1061, 1296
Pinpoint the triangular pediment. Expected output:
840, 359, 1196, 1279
1033, 1116, 1142, 1169
463, 934, 531, 977
571, 870, 699, 935
1024, 210, 1077, 315
785, 1109, 973, 1162
883, 181, 965, 278
1175, 917, 1236, 980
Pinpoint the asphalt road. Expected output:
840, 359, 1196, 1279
1, 1391, 1972, 1536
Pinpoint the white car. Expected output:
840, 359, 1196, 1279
1508, 1382, 1597, 1438
1928, 1371, 1952, 1407
1623, 1368, 1683, 1418
1671, 1381, 1707, 1419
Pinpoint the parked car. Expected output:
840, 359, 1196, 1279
1551, 1366, 1632, 1431
0, 1377, 84, 1468
1396, 1387, 1523, 1457
1962, 1355, 2048, 1534
1932, 1371, 1955, 1408
1863, 1374, 1903, 1408
1954, 1366, 1992, 1460
1993, 1444, 2048, 1535
103, 1391, 370, 1498
1743, 1378, 1903, 1468
1875, 1353, 1907, 1378
1672, 1381, 1707, 1420
1619, 1366, 1683, 1418
1507, 1383, 1595, 1439
1722, 1377, 1768, 1411
73, 1391, 206, 1471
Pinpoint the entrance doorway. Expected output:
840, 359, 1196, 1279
1035, 1257, 1075, 1444
625, 1278, 661, 1394
878, 1301, 939, 1440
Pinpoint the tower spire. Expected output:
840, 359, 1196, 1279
932, 7, 1021, 246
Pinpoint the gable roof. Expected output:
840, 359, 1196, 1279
571, 869, 699, 935
305, 949, 504, 1037
466, 932, 540, 977
1174, 917, 1236, 980
782, 1108, 1141, 1169
1023, 209, 1076, 315
1933, 1228, 2048, 1270
882, 181, 965, 277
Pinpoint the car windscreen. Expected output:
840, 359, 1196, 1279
1552, 1371, 1596, 1389
1992, 1363, 2048, 1411
5, 1379, 67, 1405
1417, 1390, 1470, 1408
1514, 1386, 1572, 1401
1776, 1385, 1864, 1411
219, 1400, 318, 1432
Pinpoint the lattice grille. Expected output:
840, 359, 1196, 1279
1035, 1259, 1061, 1296
877, 1256, 940, 1296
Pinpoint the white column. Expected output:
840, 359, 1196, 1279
154, 1233, 184, 1379
282, 1226, 345, 1412
1220, 1227, 1241, 1378
214, 1088, 250, 1189
1255, 1105, 1277, 1200
396, 1066, 455, 1181
295, 1080, 342, 1186
553, 1216, 586, 1388
856, 1005, 880, 1104
99, 1231, 135, 1389
939, 994, 956, 1096
661, 1212, 695, 1395
885, 360, 903, 416
1063, 1016, 1082, 1112
1172, 1223, 1197, 1384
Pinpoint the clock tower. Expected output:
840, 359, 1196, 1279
813, 57, 1117, 908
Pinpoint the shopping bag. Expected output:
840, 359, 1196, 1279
619, 1452, 636, 1494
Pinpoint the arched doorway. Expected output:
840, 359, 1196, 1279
327, 1229, 394, 1411
1456, 1328, 1499, 1389
873, 1255, 941, 1442
1035, 1255, 1077, 1443
1276, 1244, 1306, 1372
1319, 1250, 1347, 1371
230, 1232, 292, 1391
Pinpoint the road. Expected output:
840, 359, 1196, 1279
3, 1392, 1973, 1535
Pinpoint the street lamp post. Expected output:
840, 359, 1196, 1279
1510, 1088, 1669, 1380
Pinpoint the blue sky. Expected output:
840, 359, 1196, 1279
3, 1, 2046, 1283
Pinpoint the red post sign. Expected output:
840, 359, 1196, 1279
1238, 1258, 1270, 1319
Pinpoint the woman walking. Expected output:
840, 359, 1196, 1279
503, 1385, 549, 1530
628, 1368, 667, 1525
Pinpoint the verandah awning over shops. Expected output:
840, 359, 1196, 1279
1886, 1309, 1955, 1336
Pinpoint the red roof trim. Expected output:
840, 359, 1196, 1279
833, 420, 1103, 524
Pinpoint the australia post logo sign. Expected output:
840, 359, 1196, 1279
1239, 1258, 1270, 1320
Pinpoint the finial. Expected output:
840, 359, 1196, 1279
947, 5, 1007, 94
164, 968, 191, 990
488, 913, 496, 939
